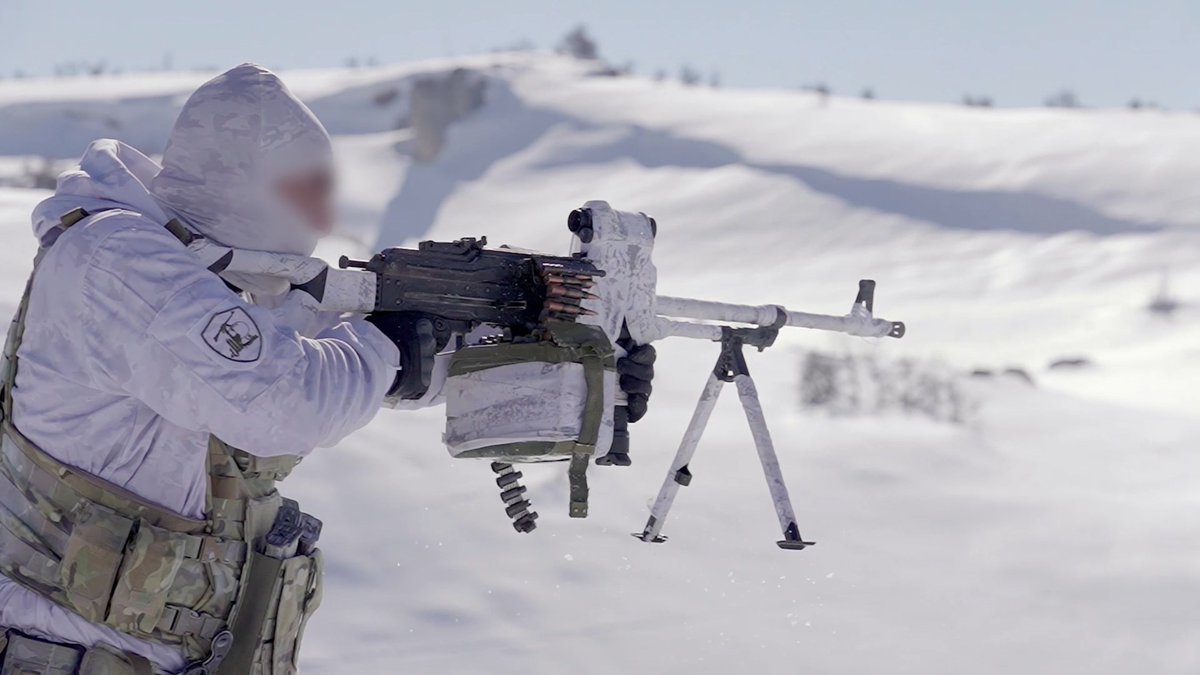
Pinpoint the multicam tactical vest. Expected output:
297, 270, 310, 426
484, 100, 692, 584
0, 208, 323, 675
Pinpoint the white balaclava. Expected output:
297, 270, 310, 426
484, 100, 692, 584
152, 63, 333, 295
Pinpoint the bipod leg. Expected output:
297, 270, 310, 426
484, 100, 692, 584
729, 343, 814, 551
634, 371, 726, 543
635, 328, 813, 549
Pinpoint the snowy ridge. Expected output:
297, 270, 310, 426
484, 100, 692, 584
0, 53, 1196, 674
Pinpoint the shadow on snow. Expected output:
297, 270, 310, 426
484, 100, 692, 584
374, 79, 1162, 246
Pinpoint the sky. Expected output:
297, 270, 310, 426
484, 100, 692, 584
1, 0, 1198, 108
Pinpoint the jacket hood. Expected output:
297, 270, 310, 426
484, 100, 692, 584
31, 139, 170, 241
150, 63, 333, 258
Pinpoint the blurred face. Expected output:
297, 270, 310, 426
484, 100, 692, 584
275, 167, 335, 236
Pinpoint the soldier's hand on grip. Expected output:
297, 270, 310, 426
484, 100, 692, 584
617, 341, 656, 423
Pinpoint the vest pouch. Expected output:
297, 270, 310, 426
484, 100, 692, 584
105, 521, 191, 635
0, 631, 84, 675
78, 643, 154, 675
267, 549, 324, 674
0, 630, 152, 675
294, 549, 324, 664
59, 501, 135, 623
231, 549, 323, 675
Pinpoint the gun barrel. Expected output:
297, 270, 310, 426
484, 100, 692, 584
655, 295, 904, 340
656, 296, 780, 327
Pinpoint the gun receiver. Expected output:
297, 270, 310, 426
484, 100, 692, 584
339, 237, 604, 347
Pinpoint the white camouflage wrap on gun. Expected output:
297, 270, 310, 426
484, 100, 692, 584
208, 200, 904, 348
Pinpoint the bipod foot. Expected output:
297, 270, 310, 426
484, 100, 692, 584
776, 539, 816, 550
632, 515, 669, 543
776, 522, 815, 551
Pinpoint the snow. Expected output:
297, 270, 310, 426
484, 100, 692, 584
1, 53, 1197, 674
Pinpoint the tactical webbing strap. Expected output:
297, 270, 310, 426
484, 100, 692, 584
0, 423, 208, 534
58, 207, 90, 229
566, 351, 607, 518
163, 218, 195, 246
566, 455, 590, 519
215, 552, 282, 675
0, 271, 36, 427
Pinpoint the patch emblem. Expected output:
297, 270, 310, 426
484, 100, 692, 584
201, 308, 262, 362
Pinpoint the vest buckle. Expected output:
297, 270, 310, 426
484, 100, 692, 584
180, 630, 232, 675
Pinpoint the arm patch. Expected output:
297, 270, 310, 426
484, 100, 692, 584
199, 307, 263, 363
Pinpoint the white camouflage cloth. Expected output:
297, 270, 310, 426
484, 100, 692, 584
0, 65, 400, 672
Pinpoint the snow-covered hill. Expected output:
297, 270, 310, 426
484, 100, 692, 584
0, 54, 1196, 674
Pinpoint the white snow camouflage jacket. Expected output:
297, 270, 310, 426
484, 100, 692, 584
0, 65, 400, 672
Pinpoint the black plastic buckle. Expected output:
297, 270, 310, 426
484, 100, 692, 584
181, 630, 233, 675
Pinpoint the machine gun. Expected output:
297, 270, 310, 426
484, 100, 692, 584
185, 201, 906, 548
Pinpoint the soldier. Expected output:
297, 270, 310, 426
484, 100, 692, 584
0, 64, 422, 675
0, 61, 656, 675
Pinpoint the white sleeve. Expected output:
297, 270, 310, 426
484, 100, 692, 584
255, 289, 350, 338
82, 225, 400, 457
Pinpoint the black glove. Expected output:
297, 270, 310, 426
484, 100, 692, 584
617, 340, 656, 423
366, 312, 437, 399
